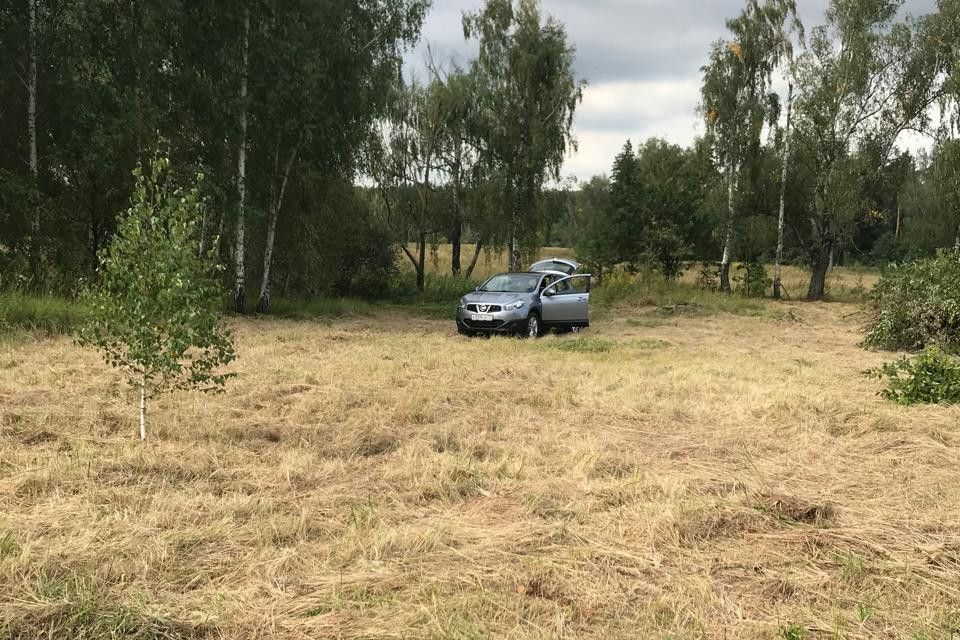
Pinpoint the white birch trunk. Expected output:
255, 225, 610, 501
720, 156, 737, 293
257, 140, 300, 312
774, 83, 793, 300
257, 141, 300, 313
234, 8, 250, 313
28, 0, 40, 284
139, 375, 147, 441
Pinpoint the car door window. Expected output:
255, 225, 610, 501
553, 278, 572, 294
566, 276, 590, 295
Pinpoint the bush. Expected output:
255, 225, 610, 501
863, 249, 960, 352
868, 232, 922, 267
734, 262, 770, 298
694, 261, 719, 291
868, 347, 960, 405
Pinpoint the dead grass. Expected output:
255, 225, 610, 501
1, 298, 959, 639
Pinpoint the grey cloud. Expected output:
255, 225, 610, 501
406, 0, 941, 178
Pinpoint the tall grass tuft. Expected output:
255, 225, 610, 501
0, 292, 87, 335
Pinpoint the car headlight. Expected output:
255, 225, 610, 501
457, 298, 467, 310
504, 300, 525, 311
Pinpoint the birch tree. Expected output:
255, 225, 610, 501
793, 0, 943, 299
27, 0, 40, 287
464, 0, 583, 272
370, 79, 453, 292
233, 6, 250, 313
248, 0, 429, 311
773, 82, 793, 299
78, 155, 235, 441
701, 0, 801, 293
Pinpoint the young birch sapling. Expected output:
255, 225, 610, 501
77, 155, 235, 440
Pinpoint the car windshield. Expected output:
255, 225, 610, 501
480, 274, 540, 293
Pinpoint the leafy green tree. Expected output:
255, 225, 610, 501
581, 139, 713, 278
569, 175, 616, 279
701, 0, 801, 292
77, 156, 235, 440
793, 0, 943, 299
464, 0, 583, 271
369, 78, 454, 292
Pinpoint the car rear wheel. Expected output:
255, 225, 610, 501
525, 314, 541, 339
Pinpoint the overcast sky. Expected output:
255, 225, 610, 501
404, 0, 938, 182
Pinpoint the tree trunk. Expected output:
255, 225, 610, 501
416, 232, 426, 291
807, 235, 832, 301
895, 201, 902, 239
773, 83, 793, 300
198, 206, 208, 258
257, 140, 299, 313
139, 375, 147, 441
508, 235, 522, 272
450, 145, 463, 277
465, 237, 484, 279
28, 0, 41, 288
450, 220, 462, 277
234, 7, 250, 314
719, 157, 738, 293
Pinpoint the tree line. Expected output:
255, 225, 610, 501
2, 0, 958, 307
0, 0, 583, 306
564, 0, 959, 301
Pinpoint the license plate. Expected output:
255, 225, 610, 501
471, 313, 494, 322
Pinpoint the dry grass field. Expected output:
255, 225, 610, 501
2, 277, 959, 638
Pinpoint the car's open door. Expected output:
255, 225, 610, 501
540, 274, 591, 327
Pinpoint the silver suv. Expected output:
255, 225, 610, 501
456, 259, 591, 337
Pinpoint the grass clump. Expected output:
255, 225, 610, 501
539, 336, 615, 353
267, 296, 376, 320
1, 570, 207, 640
0, 292, 86, 335
868, 347, 960, 405
592, 271, 771, 318
864, 250, 960, 353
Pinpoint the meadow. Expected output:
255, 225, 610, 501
1, 260, 958, 639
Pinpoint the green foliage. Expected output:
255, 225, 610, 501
463, 0, 583, 259
864, 250, 960, 352
0, 292, 86, 335
1, 569, 206, 639
76, 156, 235, 427
779, 624, 806, 640
538, 336, 615, 353
695, 262, 720, 291
869, 232, 923, 266
575, 139, 717, 277
868, 347, 960, 405
589, 271, 773, 319
734, 262, 771, 298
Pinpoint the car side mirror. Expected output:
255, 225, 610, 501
542, 287, 555, 297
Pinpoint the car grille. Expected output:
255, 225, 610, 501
467, 304, 502, 312
464, 319, 506, 329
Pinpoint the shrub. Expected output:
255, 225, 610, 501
868, 347, 960, 405
868, 232, 922, 266
734, 262, 770, 298
694, 261, 719, 291
863, 249, 960, 352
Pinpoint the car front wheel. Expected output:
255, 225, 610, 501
525, 313, 541, 339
